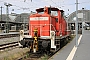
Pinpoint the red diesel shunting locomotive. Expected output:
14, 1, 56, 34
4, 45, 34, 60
19, 6, 70, 53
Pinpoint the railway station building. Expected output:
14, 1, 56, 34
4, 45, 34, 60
0, 13, 30, 33
67, 9, 90, 34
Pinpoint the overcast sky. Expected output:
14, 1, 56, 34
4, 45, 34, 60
0, 0, 90, 15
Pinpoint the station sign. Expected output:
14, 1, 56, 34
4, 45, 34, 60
77, 13, 83, 18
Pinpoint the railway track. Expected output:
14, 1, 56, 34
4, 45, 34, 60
0, 41, 19, 51
0, 31, 28, 50
17, 50, 54, 60
17, 53, 48, 60
16, 35, 73, 60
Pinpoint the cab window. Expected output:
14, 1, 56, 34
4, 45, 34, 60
51, 11, 58, 16
38, 11, 44, 14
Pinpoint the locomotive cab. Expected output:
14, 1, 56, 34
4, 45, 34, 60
19, 6, 68, 53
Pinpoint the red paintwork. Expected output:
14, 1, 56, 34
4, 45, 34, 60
29, 7, 67, 37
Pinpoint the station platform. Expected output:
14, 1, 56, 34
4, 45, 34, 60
49, 30, 90, 60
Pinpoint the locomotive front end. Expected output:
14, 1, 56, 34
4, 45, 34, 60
19, 6, 69, 54
29, 13, 51, 53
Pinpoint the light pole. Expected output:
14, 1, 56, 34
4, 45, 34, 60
75, 0, 78, 47
0, 6, 3, 21
82, 8, 84, 35
23, 17, 25, 31
67, 9, 69, 34
4, 3, 12, 33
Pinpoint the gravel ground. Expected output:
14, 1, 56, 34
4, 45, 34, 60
0, 48, 30, 60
